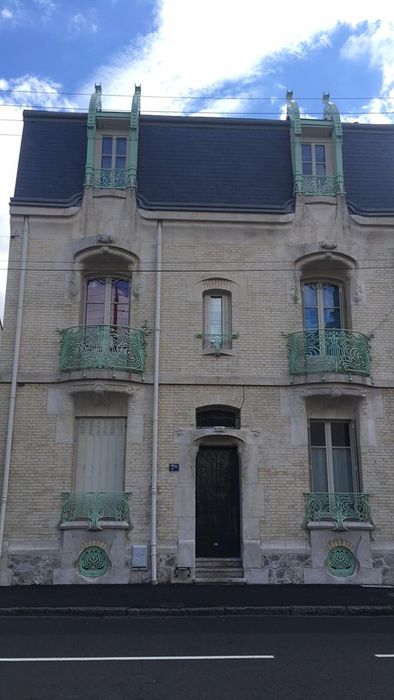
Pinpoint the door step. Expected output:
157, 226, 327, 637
195, 558, 245, 583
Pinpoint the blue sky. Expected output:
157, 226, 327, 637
0, 0, 393, 318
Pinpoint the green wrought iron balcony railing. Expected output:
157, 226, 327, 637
85, 167, 135, 189
59, 491, 131, 531
58, 324, 150, 374
287, 329, 371, 377
196, 333, 239, 356
303, 492, 373, 531
300, 175, 342, 196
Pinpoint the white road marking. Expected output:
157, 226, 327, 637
375, 654, 394, 658
0, 654, 275, 662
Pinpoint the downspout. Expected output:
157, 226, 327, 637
151, 219, 162, 583
0, 215, 29, 561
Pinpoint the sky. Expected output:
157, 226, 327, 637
0, 0, 394, 321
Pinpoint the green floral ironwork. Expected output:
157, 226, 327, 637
303, 492, 373, 531
326, 546, 356, 577
196, 333, 239, 356
301, 175, 341, 196
287, 329, 371, 376
85, 167, 135, 189
78, 546, 110, 578
59, 324, 150, 374
59, 491, 131, 530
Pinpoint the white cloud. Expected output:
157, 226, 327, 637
68, 11, 98, 34
0, 7, 13, 20
0, 76, 76, 321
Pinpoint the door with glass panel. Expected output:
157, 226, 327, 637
84, 278, 130, 366
309, 421, 357, 494
303, 281, 343, 367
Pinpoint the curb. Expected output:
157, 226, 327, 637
1, 605, 394, 617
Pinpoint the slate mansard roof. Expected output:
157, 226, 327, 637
11, 109, 394, 216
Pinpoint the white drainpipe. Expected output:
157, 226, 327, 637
0, 216, 29, 561
151, 219, 162, 583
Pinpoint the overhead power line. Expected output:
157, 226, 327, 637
0, 89, 393, 100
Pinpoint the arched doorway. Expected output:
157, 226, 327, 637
195, 445, 241, 558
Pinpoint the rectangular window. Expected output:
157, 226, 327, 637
309, 420, 358, 493
85, 277, 130, 326
100, 136, 127, 187
203, 291, 232, 351
302, 143, 326, 176
74, 417, 126, 492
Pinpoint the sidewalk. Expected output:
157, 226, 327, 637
1, 583, 394, 616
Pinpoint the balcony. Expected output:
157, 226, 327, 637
287, 329, 371, 377
59, 324, 149, 374
58, 491, 131, 531
85, 167, 135, 189
303, 492, 373, 531
196, 333, 239, 356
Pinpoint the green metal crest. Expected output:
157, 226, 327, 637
78, 546, 110, 578
326, 545, 356, 577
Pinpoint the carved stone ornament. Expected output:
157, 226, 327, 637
97, 233, 113, 244
319, 241, 337, 250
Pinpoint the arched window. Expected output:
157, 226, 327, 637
303, 280, 345, 331
196, 405, 240, 429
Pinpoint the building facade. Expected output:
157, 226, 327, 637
0, 87, 394, 585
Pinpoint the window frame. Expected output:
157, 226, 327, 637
302, 279, 346, 331
196, 405, 241, 429
301, 138, 333, 177
84, 276, 131, 327
99, 135, 128, 171
308, 419, 360, 494
202, 289, 232, 352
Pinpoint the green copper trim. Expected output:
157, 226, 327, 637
322, 92, 345, 195
287, 328, 371, 377
128, 84, 141, 190
85, 84, 102, 187
303, 492, 373, 532
59, 491, 131, 530
286, 90, 345, 196
326, 546, 356, 577
78, 546, 110, 577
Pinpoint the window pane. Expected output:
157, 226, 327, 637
331, 422, 350, 447
310, 422, 326, 446
86, 278, 105, 303
116, 138, 127, 156
311, 447, 328, 491
115, 155, 126, 170
303, 283, 317, 307
332, 448, 354, 492
101, 137, 112, 155
304, 307, 318, 329
101, 155, 112, 169
209, 296, 222, 334
85, 303, 105, 325
111, 279, 129, 302
302, 144, 312, 161
324, 308, 341, 329
111, 304, 129, 326
315, 145, 326, 163
323, 284, 340, 308
302, 162, 313, 176
315, 162, 326, 176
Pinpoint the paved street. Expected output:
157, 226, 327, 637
1, 615, 394, 699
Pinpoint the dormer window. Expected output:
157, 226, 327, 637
301, 144, 326, 177
99, 136, 128, 188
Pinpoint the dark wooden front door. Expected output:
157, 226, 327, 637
196, 446, 241, 558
